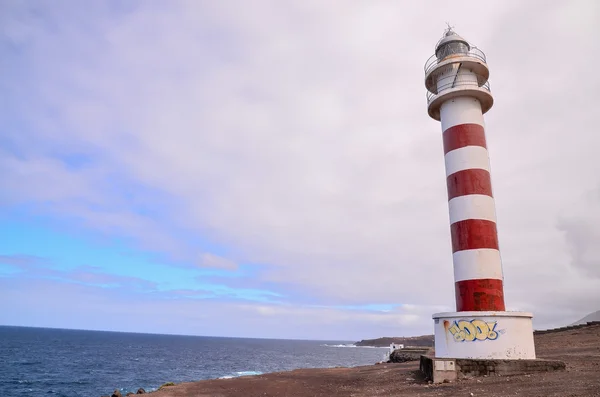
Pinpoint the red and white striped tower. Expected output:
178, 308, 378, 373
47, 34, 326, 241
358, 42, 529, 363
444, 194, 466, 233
425, 29, 536, 360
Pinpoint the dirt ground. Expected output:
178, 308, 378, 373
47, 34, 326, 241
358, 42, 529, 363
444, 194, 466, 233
151, 324, 600, 397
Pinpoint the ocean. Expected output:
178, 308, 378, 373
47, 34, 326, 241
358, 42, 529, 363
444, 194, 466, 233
0, 326, 388, 397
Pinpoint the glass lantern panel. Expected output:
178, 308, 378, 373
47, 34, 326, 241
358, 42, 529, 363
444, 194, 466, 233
436, 42, 469, 60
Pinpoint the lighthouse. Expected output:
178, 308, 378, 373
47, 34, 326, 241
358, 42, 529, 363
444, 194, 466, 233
425, 28, 536, 360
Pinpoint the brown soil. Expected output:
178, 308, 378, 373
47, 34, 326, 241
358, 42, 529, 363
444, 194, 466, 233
151, 324, 600, 397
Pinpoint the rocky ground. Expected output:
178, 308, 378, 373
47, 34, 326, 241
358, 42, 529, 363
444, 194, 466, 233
147, 324, 600, 397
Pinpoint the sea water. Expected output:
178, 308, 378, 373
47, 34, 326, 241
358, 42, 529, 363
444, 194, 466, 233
0, 326, 387, 397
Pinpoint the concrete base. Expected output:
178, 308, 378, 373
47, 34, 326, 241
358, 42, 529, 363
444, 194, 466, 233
420, 355, 566, 383
433, 311, 536, 359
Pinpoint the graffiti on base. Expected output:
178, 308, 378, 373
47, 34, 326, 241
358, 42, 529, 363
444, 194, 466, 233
446, 319, 499, 342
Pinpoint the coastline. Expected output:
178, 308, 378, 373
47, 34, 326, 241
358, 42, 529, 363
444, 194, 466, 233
139, 324, 600, 397
354, 334, 434, 348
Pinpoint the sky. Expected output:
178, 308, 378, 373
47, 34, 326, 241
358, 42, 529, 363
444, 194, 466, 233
1, 0, 599, 341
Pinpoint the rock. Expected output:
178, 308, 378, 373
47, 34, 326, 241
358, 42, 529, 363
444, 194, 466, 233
136, 388, 146, 394
158, 382, 175, 390
126, 393, 134, 396
387, 350, 421, 363
112, 390, 122, 397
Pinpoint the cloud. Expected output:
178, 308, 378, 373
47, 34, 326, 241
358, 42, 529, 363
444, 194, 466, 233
0, 254, 48, 268
0, 277, 440, 340
0, 257, 158, 291
198, 253, 238, 271
65, 266, 159, 290
1, 0, 599, 336
556, 186, 600, 279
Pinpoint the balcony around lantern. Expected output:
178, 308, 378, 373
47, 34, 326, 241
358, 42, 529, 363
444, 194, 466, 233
426, 71, 493, 121
424, 46, 490, 94
425, 46, 486, 74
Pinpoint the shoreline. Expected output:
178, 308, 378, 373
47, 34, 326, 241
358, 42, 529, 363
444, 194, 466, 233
107, 345, 392, 396
135, 324, 600, 397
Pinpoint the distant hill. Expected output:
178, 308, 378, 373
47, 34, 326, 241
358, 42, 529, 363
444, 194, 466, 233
570, 310, 600, 326
354, 335, 434, 347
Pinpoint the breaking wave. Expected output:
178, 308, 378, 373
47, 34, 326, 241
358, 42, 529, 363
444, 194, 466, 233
218, 371, 263, 379
321, 344, 387, 349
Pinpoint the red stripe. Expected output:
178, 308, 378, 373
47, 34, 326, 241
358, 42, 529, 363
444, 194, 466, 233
447, 169, 493, 200
443, 123, 487, 155
450, 219, 498, 253
455, 279, 505, 311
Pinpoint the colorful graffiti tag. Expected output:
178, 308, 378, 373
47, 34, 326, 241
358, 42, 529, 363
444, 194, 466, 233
447, 319, 499, 342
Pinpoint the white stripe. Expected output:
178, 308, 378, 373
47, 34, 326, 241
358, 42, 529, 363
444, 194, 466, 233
448, 195, 497, 224
445, 146, 490, 177
453, 249, 503, 282
440, 96, 485, 131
